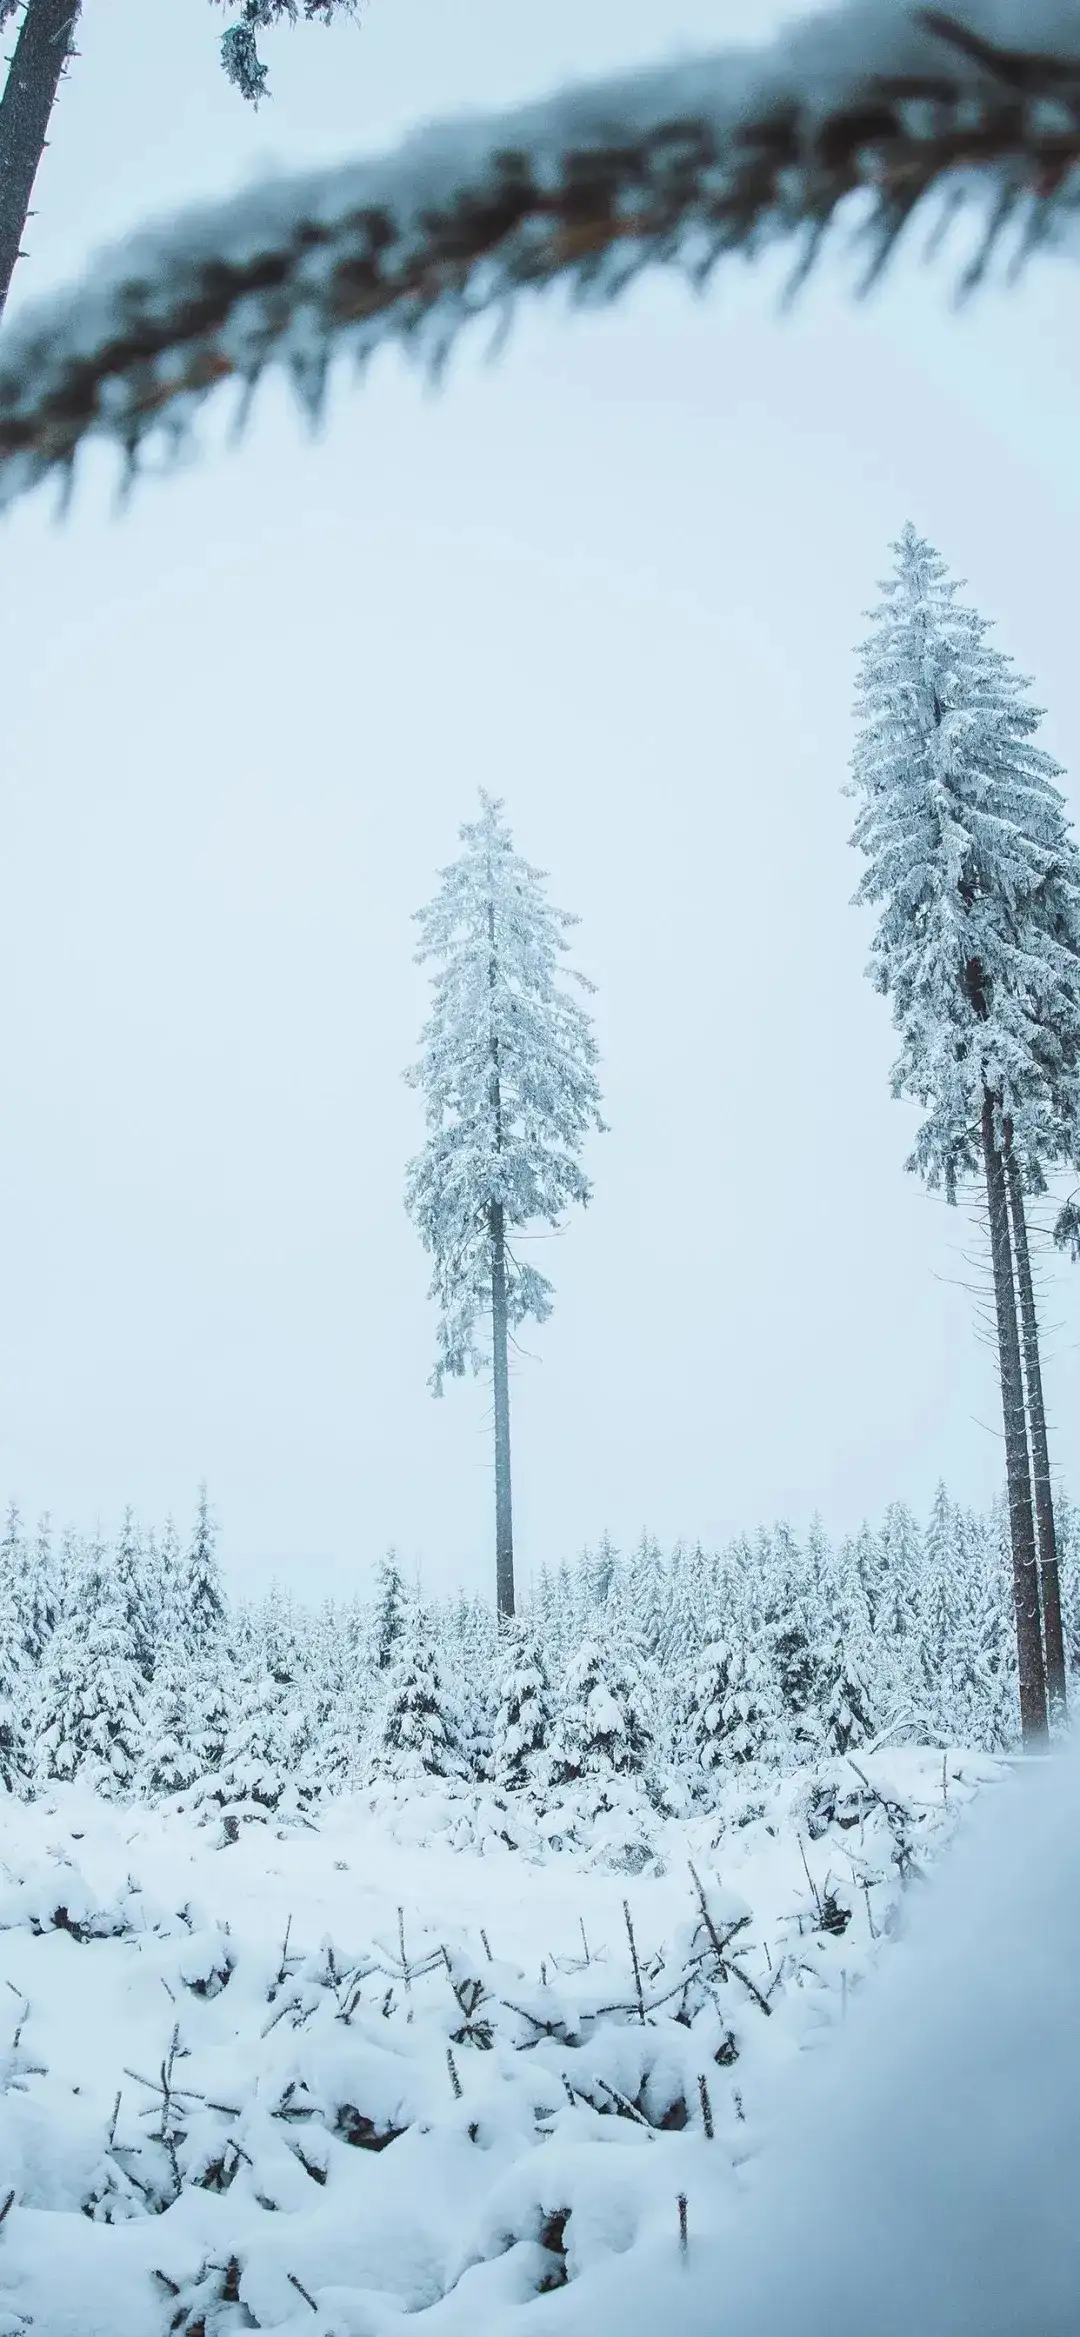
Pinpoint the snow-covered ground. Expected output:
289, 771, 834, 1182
0, 1747, 1001, 2335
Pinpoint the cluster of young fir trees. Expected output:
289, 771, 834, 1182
401, 530, 1080, 1755
0, 1484, 1072, 1827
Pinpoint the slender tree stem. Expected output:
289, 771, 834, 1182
487, 890, 514, 1617
490, 1199, 514, 1618
1003, 1134, 1068, 1722
0, 0, 80, 320
981, 1094, 1048, 1746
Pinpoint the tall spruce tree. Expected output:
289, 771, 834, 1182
405, 794, 604, 1615
848, 525, 1080, 1744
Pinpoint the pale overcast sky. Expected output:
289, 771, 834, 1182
2, 0, 1080, 1602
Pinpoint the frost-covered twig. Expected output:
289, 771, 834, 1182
594, 2073, 654, 2132
287, 2270, 320, 2313
0, 0, 1078, 509
623, 1900, 646, 2025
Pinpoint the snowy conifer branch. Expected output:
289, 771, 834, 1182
0, 0, 1079, 508
215, 1, 362, 105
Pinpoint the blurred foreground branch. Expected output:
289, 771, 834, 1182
0, 0, 1078, 507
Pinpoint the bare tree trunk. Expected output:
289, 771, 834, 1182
486, 888, 514, 1619
0, 0, 79, 319
490, 1198, 514, 1619
981, 1094, 1048, 1746
1004, 1136, 1068, 1723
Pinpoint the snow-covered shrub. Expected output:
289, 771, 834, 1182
367, 1625, 463, 1783
491, 1624, 554, 1791
552, 1639, 654, 1785
681, 1639, 780, 1787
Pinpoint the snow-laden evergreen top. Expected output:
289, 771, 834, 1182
848, 523, 1080, 1196
405, 793, 604, 1390
0, 0, 1075, 507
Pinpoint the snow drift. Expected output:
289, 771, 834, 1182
0, 1746, 997, 2333
559, 1745, 1080, 2337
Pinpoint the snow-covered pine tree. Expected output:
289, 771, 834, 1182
625, 1532, 668, 1659
491, 1622, 554, 1791
818, 1631, 875, 1757
16, 1512, 57, 1672
185, 1657, 232, 1791
447, 1594, 498, 1782
405, 793, 604, 1615
763, 1530, 829, 1761
114, 1507, 156, 1682
545, 1560, 576, 1678
948, 1508, 1017, 1751
551, 1637, 653, 1786
582, 1533, 619, 1617
142, 1641, 204, 1801
874, 1504, 912, 1639
36, 1539, 146, 1795
0, 1503, 22, 1596
848, 525, 1080, 1744
680, 1638, 779, 1790
303, 1600, 369, 1792
372, 1552, 408, 1673
183, 1486, 226, 1657
657, 1541, 706, 1675
915, 1485, 973, 1742
186, 1657, 315, 1842
367, 1620, 462, 1784
0, 1506, 30, 1784
0, 1523, 28, 1794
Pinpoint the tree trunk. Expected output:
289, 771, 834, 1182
1003, 1137, 1068, 1723
981, 1094, 1048, 1746
490, 1199, 514, 1618
0, 0, 79, 320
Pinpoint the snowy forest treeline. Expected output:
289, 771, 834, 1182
0, 1487, 1073, 1829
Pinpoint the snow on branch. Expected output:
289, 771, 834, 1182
0, 0, 1079, 508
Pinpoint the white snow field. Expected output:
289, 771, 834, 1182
0, 1748, 1001, 2335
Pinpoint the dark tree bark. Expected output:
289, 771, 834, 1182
1004, 1135, 1068, 1723
489, 1198, 514, 1620
0, 0, 79, 321
981, 1094, 1048, 1747
487, 895, 514, 1618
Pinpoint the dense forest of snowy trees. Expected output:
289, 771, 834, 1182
0, 1483, 1072, 1832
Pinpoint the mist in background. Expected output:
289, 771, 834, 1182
2, 0, 1080, 1599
